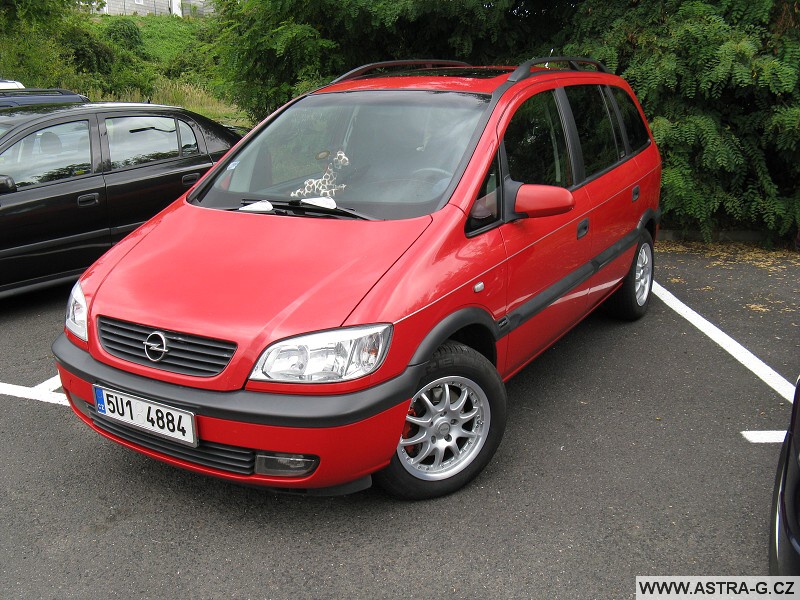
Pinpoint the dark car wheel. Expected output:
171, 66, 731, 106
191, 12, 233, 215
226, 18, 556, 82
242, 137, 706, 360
375, 341, 507, 500
606, 230, 654, 321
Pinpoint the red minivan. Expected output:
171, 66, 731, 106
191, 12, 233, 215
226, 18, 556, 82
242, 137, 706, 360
54, 58, 661, 499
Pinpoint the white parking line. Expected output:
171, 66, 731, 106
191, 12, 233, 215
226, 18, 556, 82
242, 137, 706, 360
652, 282, 795, 403
741, 431, 787, 444
33, 374, 63, 392
0, 379, 67, 406
652, 282, 794, 445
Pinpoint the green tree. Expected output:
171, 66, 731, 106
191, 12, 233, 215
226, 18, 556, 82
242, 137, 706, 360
213, 0, 571, 120
103, 17, 144, 53
561, 0, 800, 238
0, 0, 74, 23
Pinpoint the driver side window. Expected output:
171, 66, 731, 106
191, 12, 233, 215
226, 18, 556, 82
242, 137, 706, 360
503, 91, 572, 188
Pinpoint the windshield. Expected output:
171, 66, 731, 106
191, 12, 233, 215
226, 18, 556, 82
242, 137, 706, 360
195, 90, 490, 220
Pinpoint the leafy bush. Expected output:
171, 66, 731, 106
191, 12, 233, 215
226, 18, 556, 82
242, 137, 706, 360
212, 0, 565, 121
59, 17, 115, 75
0, 16, 83, 89
102, 17, 143, 52
561, 0, 800, 239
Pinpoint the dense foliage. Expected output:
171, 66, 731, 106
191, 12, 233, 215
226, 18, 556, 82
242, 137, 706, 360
213, 0, 799, 240
0, 5, 230, 104
561, 0, 800, 238
213, 0, 568, 119
0, 0, 74, 23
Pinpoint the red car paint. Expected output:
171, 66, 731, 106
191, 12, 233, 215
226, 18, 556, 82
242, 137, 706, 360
54, 60, 661, 496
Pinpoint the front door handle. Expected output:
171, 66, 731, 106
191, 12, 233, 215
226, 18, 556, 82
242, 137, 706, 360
77, 193, 99, 207
182, 173, 200, 186
632, 185, 640, 202
577, 218, 590, 239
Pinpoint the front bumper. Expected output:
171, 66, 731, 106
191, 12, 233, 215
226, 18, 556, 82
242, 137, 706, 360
54, 333, 423, 493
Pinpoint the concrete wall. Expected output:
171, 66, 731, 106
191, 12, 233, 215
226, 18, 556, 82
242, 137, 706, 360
98, 0, 212, 17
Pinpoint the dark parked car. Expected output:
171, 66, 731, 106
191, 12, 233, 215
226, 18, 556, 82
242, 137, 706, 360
0, 88, 89, 108
0, 103, 241, 298
770, 376, 800, 574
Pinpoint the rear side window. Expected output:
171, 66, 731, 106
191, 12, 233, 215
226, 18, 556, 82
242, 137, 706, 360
106, 116, 179, 169
503, 90, 572, 188
610, 86, 650, 152
178, 120, 199, 156
563, 85, 622, 179
0, 120, 92, 187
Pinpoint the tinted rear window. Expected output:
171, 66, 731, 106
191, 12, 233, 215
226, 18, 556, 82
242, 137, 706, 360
563, 85, 622, 179
610, 86, 650, 152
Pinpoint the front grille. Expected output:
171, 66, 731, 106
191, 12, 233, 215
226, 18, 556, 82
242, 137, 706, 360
87, 402, 256, 475
97, 316, 237, 377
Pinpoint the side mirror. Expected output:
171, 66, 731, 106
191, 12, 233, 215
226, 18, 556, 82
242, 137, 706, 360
0, 175, 17, 195
514, 184, 574, 218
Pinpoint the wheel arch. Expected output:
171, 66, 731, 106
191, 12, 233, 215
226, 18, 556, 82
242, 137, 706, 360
638, 207, 661, 242
409, 307, 502, 368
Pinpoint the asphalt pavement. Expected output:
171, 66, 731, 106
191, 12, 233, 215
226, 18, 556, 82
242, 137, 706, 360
0, 241, 797, 599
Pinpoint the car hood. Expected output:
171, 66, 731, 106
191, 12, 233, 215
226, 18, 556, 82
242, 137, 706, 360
90, 203, 431, 383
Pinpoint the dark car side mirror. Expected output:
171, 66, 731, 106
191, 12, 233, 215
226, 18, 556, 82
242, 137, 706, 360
0, 175, 17, 195
514, 184, 575, 218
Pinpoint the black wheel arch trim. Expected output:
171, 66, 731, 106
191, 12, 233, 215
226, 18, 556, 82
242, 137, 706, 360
409, 307, 503, 366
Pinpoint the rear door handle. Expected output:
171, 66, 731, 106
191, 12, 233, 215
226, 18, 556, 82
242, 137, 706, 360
632, 185, 640, 202
182, 173, 200, 186
77, 193, 99, 207
577, 218, 590, 239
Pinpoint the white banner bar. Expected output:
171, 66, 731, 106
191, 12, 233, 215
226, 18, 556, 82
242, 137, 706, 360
637, 577, 800, 598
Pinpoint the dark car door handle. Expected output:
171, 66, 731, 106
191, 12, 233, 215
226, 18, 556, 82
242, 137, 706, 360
632, 185, 640, 202
77, 193, 99, 207
577, 218, 590, 239
182, 173, 200, 186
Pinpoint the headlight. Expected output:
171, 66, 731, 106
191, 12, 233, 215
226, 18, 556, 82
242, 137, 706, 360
65, 281, 88, 341
250, 324, 392, 383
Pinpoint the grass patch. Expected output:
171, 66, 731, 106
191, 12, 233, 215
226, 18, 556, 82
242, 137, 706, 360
88, 78, 250, 127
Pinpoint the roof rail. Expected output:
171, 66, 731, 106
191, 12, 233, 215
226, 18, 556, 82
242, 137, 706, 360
331, 60, 471, 84
0, 88, 86, 98
507, 56, 609, 83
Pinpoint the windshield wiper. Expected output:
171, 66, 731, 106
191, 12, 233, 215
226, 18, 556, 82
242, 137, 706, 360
238, 199, 275, 213
238, 197, 374, 220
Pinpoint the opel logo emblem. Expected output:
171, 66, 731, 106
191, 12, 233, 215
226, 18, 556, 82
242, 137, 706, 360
143, 331, 169, 362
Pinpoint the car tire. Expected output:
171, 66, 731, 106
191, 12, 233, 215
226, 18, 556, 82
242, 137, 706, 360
374, 341, 507, 500
605, 230, 654, 321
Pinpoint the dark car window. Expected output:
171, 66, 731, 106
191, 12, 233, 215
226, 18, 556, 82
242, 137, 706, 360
0, 120, 91, 187
106, 115, 179, 169
467, 156, 501, 234
178, 120, 199, 156
563, 85, 622, 179
610, 86, 650, 152
504, 90, 572, 187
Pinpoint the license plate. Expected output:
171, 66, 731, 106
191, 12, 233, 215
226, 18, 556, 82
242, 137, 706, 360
93, 386, 197, 447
